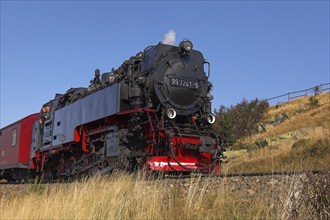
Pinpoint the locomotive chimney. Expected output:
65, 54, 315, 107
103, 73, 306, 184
95, 69, 100, 77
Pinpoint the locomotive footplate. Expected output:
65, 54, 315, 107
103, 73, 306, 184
145, 156, 220, 174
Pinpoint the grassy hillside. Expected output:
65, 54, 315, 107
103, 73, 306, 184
223, 92, 330, 174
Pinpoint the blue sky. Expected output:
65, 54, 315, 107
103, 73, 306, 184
1, 1, 329, 127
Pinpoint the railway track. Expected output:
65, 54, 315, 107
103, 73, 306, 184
163, 169, 327, 179
0, 169, 327, 184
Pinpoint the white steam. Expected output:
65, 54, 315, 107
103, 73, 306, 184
162, 30, 176, 45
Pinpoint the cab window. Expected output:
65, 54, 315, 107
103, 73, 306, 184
11, 129, 17, 146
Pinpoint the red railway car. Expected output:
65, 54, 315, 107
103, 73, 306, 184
0, 113, 39, 181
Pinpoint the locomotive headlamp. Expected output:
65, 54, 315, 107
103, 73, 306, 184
201, 114, 216, 124
179, 40, 193, 54
207, 114, 216, 124
167, 108, 177, 119
207, 93, 214, 101
109, 75, 116, 84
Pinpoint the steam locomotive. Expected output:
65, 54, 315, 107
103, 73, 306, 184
0, 40, 224, 181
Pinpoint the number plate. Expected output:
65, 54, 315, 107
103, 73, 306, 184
170, 78, 199, 89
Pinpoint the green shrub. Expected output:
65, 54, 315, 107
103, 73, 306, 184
309, 96, 319, 107
292, 139, 312, 149
292, 138, 329, 158
214, 98, 269, 148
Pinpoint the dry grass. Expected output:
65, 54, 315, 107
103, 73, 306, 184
1, 172, 329, 219
224, 92, 330, 174
224, 138, 330, 174
244, 101, 330, 144
266, 92, 330, 119
0, 174, 250, 219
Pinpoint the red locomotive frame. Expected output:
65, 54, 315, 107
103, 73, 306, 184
31, 108, 221, 180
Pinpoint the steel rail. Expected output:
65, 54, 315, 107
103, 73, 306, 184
163, 169, 327, 179
1, 169, 327, 184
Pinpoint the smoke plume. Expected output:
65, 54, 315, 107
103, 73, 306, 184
162, 30, 176, 45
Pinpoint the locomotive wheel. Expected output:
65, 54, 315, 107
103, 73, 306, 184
141, 163, 155, 179
6, 177, 15, 183
115, 146, 131, 172
34, 172, 44, 184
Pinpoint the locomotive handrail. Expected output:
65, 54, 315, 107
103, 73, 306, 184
116, 108, 156, 116
143, 45, 154, 54
204, 61, 211, 78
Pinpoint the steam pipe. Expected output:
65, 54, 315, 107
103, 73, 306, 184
204, 61, 211, 78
